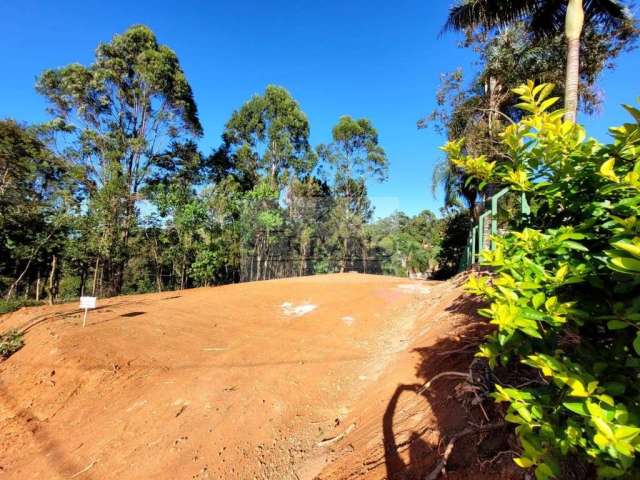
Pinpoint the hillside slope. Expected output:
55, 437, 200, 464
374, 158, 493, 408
0, 274, 519, 479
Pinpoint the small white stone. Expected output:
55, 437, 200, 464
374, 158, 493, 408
342, 316, 354, 326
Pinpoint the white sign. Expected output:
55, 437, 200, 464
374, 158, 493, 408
79, 296, 97, 309
79, 296, 97, 327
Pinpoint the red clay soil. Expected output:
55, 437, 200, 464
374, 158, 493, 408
0, 273, 521, 480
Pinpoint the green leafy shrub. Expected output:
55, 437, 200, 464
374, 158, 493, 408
58, 275, 82, 301
0, 298, 42, 315
446, 82, 640, 478
0, 329, 24, 358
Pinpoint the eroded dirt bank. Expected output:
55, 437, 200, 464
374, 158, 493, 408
312, 275, 521, 480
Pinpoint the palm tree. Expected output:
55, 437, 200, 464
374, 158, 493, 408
432, 157, 480, 220
444, 0, 634, 123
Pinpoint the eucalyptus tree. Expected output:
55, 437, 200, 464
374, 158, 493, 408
318, 116, 388, 190
318, 116, 388, 272
36, 25, 203, 295
444, 0, 636, 122
222, 85, 316, 190
222, 86, 315, 279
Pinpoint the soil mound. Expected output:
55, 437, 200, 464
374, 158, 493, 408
0, 274, 518, 479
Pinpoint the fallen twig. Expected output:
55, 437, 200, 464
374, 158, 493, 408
435, 344, 478, 356
316, 422, 356, 447
424, 423, 505, 480
69, 460, 96, 478
416, 371, 469, 396
478, 449, 517, 469
473, 391, 490, 422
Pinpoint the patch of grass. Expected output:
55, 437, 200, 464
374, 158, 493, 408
0, 298, 42, 315
0, 330, 24, 358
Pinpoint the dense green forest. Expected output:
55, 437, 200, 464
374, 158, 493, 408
0, 25, 458, 306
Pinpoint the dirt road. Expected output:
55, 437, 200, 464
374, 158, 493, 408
0, 274, 436, 479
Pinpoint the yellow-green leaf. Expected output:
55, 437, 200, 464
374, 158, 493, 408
555, 264, 568, 282
563, 401, 588, 416
607, 320, 628, 330
532, 292, 545, 309
614, 425, 640, 441
611, 239, 640, 258
539, 97, 559, 112
600, 158, 619, 182
514, 457, 535, 468
538, 83, 555, 101
611, 256, 640, 273
515, 102, 536, 113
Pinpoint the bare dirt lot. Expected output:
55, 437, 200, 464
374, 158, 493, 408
0, 273, 518, 480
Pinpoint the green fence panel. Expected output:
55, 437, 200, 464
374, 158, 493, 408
471, 225, 477, 265
463, 187, 528, 270
479, 211, 491, 260
491, 187, 509, 250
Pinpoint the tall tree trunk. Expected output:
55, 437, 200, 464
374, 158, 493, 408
487, 76, 501, 137
99, 263, 104, 297
255, 248, 262, 281
156, 268, 163, 293
5, 259, 33, 300
249, 250, 254, 282
111, 194, 136, 296
340, 236, 348, 273
79, 269, 86, 297
150, 236, 162, 292
92, 257, 100, 296
47, 255, 57, 306
362, 244, 367, 273
35, 271, 41, 302
299, 244, 307, 277
180, 253, 187, 290
564, 0, 584, 123
262, 230, 270, 280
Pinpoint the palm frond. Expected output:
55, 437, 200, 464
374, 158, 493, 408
529, 0, 566, 36
443, 0, 542, 33
431, 158, 459, 207
586, 0, 635, 27
445, 0, 636, 37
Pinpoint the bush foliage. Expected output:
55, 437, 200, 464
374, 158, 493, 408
0, 329, 24, 358
0, 298, 42, 315
446, 82, 640, 478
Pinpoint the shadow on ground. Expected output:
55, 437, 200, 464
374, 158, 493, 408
382, 292, 521, 480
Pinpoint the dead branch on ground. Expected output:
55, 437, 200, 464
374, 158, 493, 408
424, 423, 505, 480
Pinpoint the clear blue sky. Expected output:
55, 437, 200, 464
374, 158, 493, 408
1, 0, 638, 218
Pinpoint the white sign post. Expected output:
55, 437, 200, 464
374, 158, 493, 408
79, 296, 97, 328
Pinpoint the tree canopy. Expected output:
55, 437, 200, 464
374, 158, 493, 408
35, 24, 204, 295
